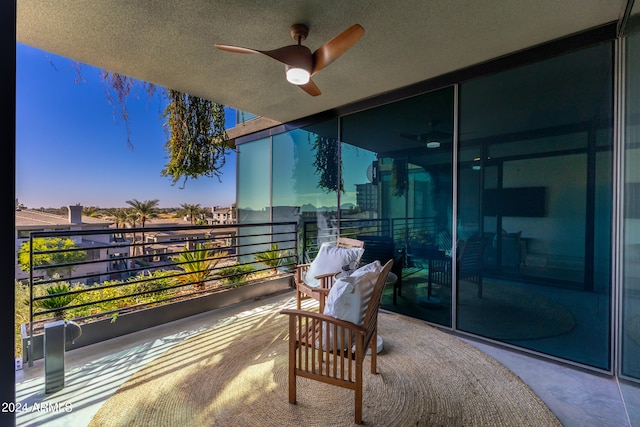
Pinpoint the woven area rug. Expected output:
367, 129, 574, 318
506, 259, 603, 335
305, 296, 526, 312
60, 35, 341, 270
89, 295, 561, 427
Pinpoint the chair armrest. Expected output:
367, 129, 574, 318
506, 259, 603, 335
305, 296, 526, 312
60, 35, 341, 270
309, 287, 331, 312
280, 309, 366, 336
314, 271, 338, 289
295, 263, 312, 284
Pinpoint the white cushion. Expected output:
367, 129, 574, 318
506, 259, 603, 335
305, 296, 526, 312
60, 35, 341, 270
321, 260, 382, 349
304, 242, 364, 288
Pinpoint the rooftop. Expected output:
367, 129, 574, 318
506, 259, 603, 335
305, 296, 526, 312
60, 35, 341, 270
15, 209, 112, 229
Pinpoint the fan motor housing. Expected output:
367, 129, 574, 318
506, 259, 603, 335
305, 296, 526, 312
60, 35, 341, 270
290, 24, 309, 42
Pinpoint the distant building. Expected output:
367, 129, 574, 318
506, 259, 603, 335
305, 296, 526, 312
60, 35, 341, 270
210, 206, 235, 225
355, 183, 378, 214
14, 205, 129, 283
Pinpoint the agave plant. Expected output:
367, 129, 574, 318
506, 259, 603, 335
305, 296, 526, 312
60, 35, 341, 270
254, 243, 293, 274
172, 243, 227, 290
33, 283, 77, 319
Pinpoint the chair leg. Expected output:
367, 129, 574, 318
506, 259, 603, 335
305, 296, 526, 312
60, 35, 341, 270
370, 330, 377, 374
355, 361, 363, 424
296, 288, 302, 310
288, 321, 297, 404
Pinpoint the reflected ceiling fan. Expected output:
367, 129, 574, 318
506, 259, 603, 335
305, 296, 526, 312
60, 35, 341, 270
400, 121, 452, 148
215, 23, 365, 96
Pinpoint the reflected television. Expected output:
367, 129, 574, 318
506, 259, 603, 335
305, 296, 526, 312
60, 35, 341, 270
483, 187, 546, 217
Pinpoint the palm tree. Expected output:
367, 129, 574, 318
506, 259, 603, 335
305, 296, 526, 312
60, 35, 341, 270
82, 206, 99, 217
125, 199, 159, 227
105, 208, 129, 229
126, 199, 159, 257
180, 203, 204, 225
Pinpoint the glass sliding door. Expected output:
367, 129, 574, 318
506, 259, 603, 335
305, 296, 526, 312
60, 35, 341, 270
622, 30, 640, 381
341, 87, 454, 325
458, 42, 613, 369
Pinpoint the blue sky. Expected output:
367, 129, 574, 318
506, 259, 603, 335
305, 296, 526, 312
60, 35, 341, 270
16, 43, 237, 209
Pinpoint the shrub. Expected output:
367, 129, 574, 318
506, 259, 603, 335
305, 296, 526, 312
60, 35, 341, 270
217, 264, 255, 286
172, 244, 227, 290
254, 243, 294, 273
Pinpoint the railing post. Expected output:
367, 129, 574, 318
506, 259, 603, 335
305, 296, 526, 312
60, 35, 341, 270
28, 234, 34, 367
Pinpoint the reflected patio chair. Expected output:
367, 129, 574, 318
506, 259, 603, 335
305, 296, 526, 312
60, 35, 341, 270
458, 235, 490, 297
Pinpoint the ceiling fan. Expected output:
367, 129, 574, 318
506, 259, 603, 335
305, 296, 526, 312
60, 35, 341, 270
400, 121, 452, 148
215, 23, 365, 96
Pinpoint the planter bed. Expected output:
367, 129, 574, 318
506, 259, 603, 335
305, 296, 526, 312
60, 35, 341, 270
23, 274, 293, 362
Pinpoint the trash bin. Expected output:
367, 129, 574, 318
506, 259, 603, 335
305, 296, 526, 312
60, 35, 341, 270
44, 320, 82, 394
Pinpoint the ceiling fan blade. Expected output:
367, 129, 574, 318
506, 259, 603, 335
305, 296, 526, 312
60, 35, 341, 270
260, 45, 312, 70
312, 24, 365, 75
215, 44, 260, 54
217, 44, 312, 70
299, 79, 321, 96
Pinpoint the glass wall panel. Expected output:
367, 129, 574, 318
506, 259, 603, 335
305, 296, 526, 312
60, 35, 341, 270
272, 121, 340, 260
622, 30, 640, 380
341, 87, 454, 326
458, 43, 613, 369
237, 138, 271, 260
339, 142, 379, 231
237, 137, 270, 223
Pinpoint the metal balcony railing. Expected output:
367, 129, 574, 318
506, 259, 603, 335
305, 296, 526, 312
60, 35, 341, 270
21, 221, 298, 353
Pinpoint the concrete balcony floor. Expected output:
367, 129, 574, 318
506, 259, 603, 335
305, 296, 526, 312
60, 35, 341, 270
14, 290, 640, 427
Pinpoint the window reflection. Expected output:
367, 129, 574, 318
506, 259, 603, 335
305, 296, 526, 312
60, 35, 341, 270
273, 121, 340, 260
341, 87, 455, 326
458, 42, 613, 369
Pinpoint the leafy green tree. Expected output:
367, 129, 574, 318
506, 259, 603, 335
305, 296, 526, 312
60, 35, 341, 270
18, 237, 87, 279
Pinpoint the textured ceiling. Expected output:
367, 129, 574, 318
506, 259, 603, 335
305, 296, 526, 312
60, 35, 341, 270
17, 1, 625, 124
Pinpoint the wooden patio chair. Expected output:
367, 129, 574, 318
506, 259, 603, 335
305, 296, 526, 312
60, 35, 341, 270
281, 259, 393, 425
294, 237, 365, 312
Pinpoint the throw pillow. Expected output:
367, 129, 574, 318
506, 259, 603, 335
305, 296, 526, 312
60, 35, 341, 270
321, 261, 382, 350
304, 242, 364, 288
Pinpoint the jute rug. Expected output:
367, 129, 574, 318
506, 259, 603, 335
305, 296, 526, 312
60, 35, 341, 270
89, 295, 561, 427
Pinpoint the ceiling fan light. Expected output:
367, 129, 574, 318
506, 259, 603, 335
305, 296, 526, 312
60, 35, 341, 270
286, 67, 310, 85
426, 141, 440, 149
